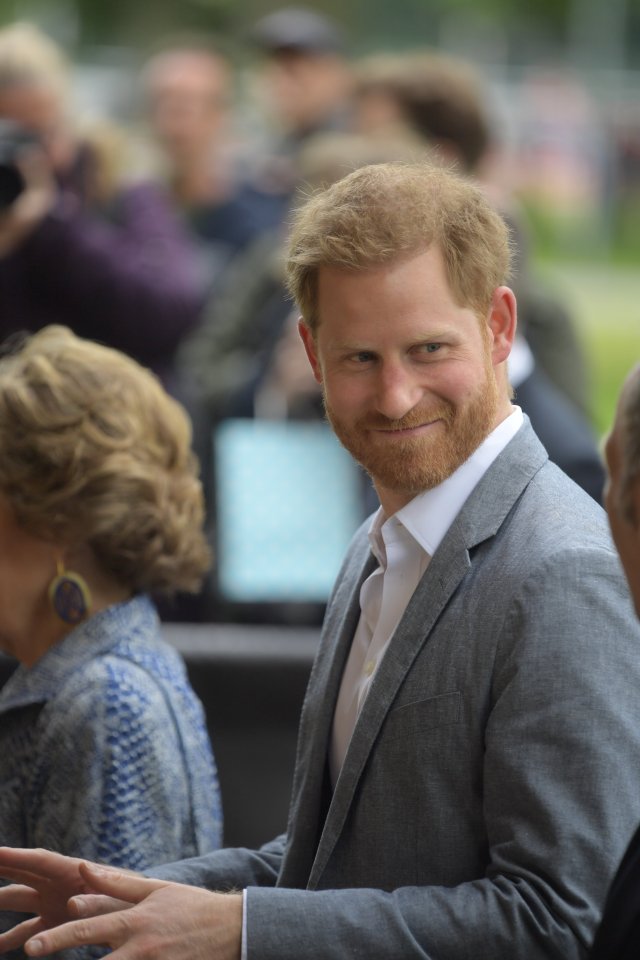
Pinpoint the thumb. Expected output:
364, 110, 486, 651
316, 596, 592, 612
68, 893, 133, 919
78, 863, 167, 903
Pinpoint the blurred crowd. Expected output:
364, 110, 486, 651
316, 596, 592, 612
0, 7, 614, 622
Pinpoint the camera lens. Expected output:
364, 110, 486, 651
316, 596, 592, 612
0, 163, 25, 210
0, 119, 39, 211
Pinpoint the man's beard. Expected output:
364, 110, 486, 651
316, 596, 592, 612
325, 366, 500, 501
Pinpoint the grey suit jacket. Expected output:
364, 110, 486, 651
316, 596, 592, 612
154, 421, 640, 959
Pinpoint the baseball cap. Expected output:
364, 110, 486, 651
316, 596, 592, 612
251, 6, 345, 55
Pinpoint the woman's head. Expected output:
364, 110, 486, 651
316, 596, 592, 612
0, 326, 210, 597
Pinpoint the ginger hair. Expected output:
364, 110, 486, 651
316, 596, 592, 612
286, 160, 511, 331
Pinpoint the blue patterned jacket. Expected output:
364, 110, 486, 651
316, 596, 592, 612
0, 594, 222, 955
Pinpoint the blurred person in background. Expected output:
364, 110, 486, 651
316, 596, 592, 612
0, 22, 207, 392
175, 131, 424, 528
589, 363, 640, 960
176, 132, 423, 423
0, 326, 222, 957
142, 38, 285, 296
352, 50, 591, 413
168, 8, 356, 430
352, 48, 605, 502
248, 6, 354, 197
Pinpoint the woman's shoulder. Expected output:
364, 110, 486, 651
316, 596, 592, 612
38, 600, 209, 751
58, 636, 192, 712
66, 596, 188, 687
43, 624, 193, 726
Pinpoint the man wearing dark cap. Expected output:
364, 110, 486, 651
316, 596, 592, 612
251, 6, 345, 55
249, 6, 353, 190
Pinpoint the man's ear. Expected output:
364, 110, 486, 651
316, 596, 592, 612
487, 286, 517, 367
298, 318, 323, 384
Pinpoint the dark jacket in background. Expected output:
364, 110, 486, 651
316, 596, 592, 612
590, 823, 640, 960
0, 145, 205, 388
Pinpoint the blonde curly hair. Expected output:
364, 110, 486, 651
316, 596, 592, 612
0, 326, 210, 594
286, 160, 511, 331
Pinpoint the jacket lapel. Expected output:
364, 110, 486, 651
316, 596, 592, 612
307, 526, 471, 887
278, 524, 377, 886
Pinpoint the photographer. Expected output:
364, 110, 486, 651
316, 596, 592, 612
0, 23, 206, 390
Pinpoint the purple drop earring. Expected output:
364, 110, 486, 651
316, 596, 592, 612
48, 559, 92, 624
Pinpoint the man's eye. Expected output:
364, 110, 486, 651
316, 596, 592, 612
425, 343, 441, 353
353, 352, 375, 363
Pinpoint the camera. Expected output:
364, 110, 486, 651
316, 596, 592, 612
0, 119, 41, 210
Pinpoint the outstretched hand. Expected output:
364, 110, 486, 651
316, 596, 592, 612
17, 862, 242, 960
0, 848, 131, 953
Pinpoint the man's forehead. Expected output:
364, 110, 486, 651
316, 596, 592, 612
315, 247, 447, 294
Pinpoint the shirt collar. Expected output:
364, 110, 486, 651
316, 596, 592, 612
369, 406, 524, 564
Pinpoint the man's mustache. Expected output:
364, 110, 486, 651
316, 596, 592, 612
356, 405, 455, 432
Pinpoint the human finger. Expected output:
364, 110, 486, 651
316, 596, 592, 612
69, 893, 134, 918
79, 862, 168, 903
25, 911, 131, 957
0, 916, 46, 953
0, 882, 41, 912
0, 847, 83, 881
0, 865, 55, 888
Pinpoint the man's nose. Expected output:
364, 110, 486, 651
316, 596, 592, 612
374, 362, 423, 422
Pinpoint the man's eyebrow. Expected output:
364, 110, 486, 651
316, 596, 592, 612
327, 328, 457, 350
325, 341, 375, 352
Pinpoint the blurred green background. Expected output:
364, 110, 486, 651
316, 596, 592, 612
1, 0, 639, 65
538, 261, 639, 436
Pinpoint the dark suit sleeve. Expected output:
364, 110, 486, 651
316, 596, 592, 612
590, 822, 640, 960
146, 834, 286, 890
515, 368, 605, 504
